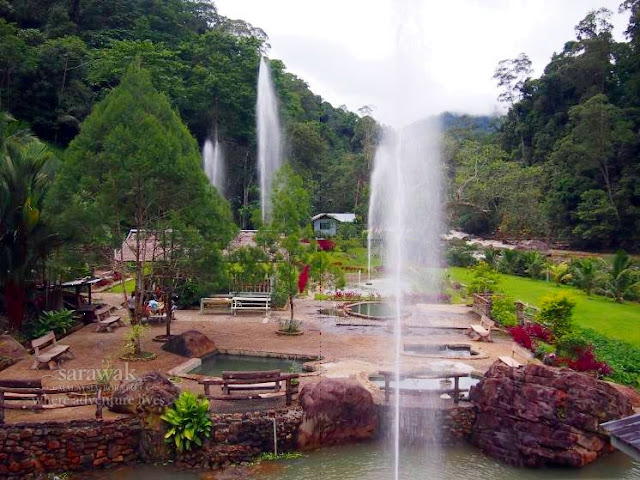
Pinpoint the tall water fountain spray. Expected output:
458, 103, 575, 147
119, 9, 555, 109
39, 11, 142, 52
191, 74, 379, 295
366, 3, 444, 478
256, 56, 283, 223
203, 135, 225, 195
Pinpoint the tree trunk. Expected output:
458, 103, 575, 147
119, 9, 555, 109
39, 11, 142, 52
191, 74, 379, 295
289, 294, 294, 322
165, 289, 172, 338
4, 281, 25, 331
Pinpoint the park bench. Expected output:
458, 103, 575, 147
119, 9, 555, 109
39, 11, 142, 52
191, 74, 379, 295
465, 315, 495, 342
199, 369, 299, 406
0, 383, 105, 424
378, 370, 470, 404
30, 331, 74, 370
92, 303, 123, 332
231, 295, 271, 316
200, 297, 232, 314
499, 341, 534, 368
0, 379, 47, 404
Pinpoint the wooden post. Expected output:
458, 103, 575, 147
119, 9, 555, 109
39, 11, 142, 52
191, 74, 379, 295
285, 378, 292, 406
0, 391, 4, 424
384, 374, 390, 404
204, 383, 211, 397
453, 376, 460, 404
95, 389, 103, 420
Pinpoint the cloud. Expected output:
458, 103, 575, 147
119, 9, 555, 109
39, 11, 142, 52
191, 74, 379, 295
217, 0, 629, 123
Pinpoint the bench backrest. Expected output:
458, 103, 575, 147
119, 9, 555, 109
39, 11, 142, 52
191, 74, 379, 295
31, 331, 56, 352
222, 369, 281, 381
0, 379, 43, 389
480, 315, 496, 329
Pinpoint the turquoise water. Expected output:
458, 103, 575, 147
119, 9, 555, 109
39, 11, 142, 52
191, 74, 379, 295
188, 354, 304, 376
82, 441, 640, 479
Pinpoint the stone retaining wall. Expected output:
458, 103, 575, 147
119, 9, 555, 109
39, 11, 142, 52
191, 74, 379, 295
176, 407, 303, 469
0, 418, 141, 479
378, 404, 476, 445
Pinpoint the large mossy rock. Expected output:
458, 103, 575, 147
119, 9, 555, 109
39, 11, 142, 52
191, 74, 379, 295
161, 330, 217, 358
470, 362, 632, 468
297, 378, 377, 449
109, 371, 180, 414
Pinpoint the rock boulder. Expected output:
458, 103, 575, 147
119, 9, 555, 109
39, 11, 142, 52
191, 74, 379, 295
109, 371, 180, 414
0, 335, 27, 361
161, 330, 217, 358
470, 362, 632, 468
297, 378, 377, 449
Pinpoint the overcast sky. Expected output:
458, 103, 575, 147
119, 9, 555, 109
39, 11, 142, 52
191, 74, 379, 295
215, 0, 629, 126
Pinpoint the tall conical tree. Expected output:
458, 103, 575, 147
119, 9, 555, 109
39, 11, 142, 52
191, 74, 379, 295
48, 63, 236, 329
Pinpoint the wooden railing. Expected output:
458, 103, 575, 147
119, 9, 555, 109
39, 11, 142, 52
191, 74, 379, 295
377, 371, 470, 404
471, 294, 492, 317
0, 383, 107, 424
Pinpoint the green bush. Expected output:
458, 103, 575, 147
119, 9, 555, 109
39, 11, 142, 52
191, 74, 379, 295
534, 341, 556, 359
30, 309, 76, 339
445, 239, 478, 267
579, 328, 640, 387
161, 392, 212, 452
555, 331, 590, 358
468, 262, 500, 294
490, 295, 517, 326
536, 293, 576, 338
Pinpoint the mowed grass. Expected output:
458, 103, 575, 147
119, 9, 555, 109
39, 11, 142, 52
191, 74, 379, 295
107, 278, 135, 294
448, 267, 640, 348
327, 247, 380, 270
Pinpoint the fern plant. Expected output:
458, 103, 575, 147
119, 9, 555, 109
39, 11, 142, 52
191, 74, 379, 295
32, 309, 76, 338
161, 392, 212, 452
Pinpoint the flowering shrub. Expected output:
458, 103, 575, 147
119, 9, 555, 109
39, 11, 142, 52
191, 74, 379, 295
507, 326, 535, 351
327, 290, 381, 302
558, 347, 612, 377
317, 239, 336, 251
525, 323, 554, 343
298, 265, 310, 293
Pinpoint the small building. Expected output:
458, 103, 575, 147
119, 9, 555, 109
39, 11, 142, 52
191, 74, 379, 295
312, 213, 356, 237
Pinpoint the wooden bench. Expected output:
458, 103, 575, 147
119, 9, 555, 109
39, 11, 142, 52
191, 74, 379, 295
378, 371, 470, 404
0, 384, 105, 424
0, 379, 47, 404
499, 342, 534, 368
200, 297, 232, 314
31, 331, 74, 370
465, 315, 495, 342
231, 296, 271, 316
95, 315, 124, 332
199, 369, 299, 406
94, 304, 115, 321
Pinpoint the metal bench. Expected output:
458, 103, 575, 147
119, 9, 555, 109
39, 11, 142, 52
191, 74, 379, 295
231, 296, 271, 316
465, 315, 495, 342
30, 331, 74, 370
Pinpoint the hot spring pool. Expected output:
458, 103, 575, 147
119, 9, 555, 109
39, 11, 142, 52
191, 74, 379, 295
344, 301, 410, 320
189, 354, 304, 376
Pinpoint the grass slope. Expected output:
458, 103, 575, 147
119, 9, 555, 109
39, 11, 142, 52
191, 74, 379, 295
448, 267, 640, 348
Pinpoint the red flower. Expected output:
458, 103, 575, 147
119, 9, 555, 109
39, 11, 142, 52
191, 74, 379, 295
298, 265, 310, 293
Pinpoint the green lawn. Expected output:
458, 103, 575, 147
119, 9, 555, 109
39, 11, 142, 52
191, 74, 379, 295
107, 278, 135, 294
448, 267, 640, 348
327, 247, 380, 270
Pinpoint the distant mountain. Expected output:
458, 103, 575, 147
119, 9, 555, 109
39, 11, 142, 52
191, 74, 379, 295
438, 112, 498, 136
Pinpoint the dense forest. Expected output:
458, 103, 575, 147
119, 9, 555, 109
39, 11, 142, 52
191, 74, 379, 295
0, 0, 638, 251
446, 4, 640, 250
0, 0, 375, 228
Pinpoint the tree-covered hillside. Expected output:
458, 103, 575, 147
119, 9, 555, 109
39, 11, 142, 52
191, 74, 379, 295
0, 0, 376, 226
446, 5, 640, 250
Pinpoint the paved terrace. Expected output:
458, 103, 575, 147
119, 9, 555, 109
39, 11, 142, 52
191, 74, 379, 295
0, 292, 517, 423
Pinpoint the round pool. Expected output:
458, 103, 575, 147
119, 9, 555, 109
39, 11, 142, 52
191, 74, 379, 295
344, 301, 410, 321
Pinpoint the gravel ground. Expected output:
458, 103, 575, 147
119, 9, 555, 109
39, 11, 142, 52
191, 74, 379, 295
0, 293, 516, 423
